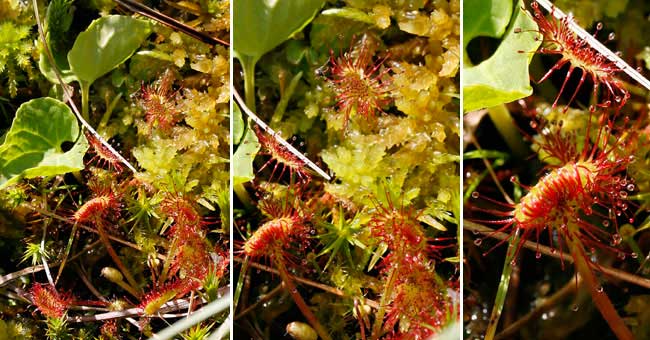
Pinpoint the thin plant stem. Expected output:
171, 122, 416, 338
81, 82, 91, 122
235, 283, 283, 320
55, 222, 78, 284
233, 256, 250, 313
465, 220, 650, 289
147, 292, 231, 340
159, 234, 180, 284
271, 71, 303, 126
565, 223, 633, 340
370, 263, 398, 340
484, 229, 521, 340
487, 104, 528, 160
241, 55, 258, 111
496, 274, 581, 339
274, 250, 332, 340
96, 223, 141, 297
470, 135, 514, 204
236, 257, 380, 309
98, 93, 123, 134
233, 182, 253, 210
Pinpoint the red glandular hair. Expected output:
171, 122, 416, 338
472, 115, 636, 262
383, 258, 456, 340
243, 190, 311, 261
327, 36, 392, 129
31, 284, 72, 318
370, 192, 458, 338
85, 131, 124, 173
73, 193, 120, 225
255, 127, 311, 184
160, 193, 205, 237
524, 2, 629, 111
369, 198, 427, 254
136, 69, 180, 133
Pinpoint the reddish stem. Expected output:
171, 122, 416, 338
273, 250, 332, 340
97, 223, 141, 297
566, 226, 633, 340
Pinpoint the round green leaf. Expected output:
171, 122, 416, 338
463, 0, 513, 49
233, 0, 325, 61
68, 15, 151, 85
0, 98, 89, 188
463, 0, 541, 112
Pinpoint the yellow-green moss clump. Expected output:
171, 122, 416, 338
240, 0, 459, 338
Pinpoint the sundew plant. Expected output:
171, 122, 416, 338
0, 0, 230, 338
464, 0, 650, 339
233, 0, 460, 339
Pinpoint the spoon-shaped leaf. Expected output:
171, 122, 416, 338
0, 98, 88, 188
68, 15, 151, 86
233, 0, 325, 62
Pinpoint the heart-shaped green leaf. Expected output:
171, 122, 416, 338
0, 98, 89, 188
233, 122, 260, 186
68, 15, 151, 86
233, 0, 325, 62
463, 0, 541, 112
463, 0, 513, 50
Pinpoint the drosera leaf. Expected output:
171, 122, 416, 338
68, 15, 151, 86
463, 0, 541, 112
233, 0, 326, 63
0, 97, 89, 189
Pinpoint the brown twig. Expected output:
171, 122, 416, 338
235, 283, 284, 320
26, 204, 166, 260
0, 240, 101, 287
65, 286, 229, 322
464, 220, 650, 289
112, 0, 229, 47
495, 274, 581, 339
235, 257, 380, 309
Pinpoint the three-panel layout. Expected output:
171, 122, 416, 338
0, 0, 645, 339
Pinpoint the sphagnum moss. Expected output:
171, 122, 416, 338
234, 0, 459, 339
0, 1, 230, 338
